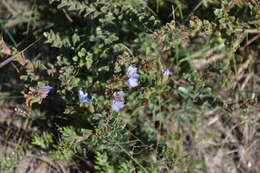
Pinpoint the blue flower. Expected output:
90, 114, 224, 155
127, 78, 138, 88
39, 86, 53, 91
111, 91, 126, 112
78, 90, 90, 103
111, 99, 124, 112
38, 86, 52, 98
127, 66, 139, 78
162, 69, 171, 77
116, 91, 126, 100
127, 66, 139, 88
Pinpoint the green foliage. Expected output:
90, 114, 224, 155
32, 133, 52, 150
94, 151, 159, 173
0, 149, 25, 171
0, 0, 259, 172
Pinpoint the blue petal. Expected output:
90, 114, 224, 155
127, 66, 138, 77
78, 90, 84, 96
112, 105, 120, 112
132, 73, 139, 78
111, 99, 124, 112
78, 90, 90, 103
117, 91, 126, 100
39, 86, 53, 90
162, 69, 170, 76
127, 78, 138, 88
82, 97, 90, 103
117, 102, 124, 109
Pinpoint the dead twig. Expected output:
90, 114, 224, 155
240, 34, 260, 51
0, 37, 42, 68
235, 28, 260, 34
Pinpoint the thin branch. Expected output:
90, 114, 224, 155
0, 37, 42, 68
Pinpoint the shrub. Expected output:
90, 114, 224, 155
0, 0, 259, 172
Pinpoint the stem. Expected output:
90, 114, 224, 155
17, 107, 32, 146
116, 143, 148, 173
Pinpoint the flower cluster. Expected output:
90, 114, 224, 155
127, 66, 139, 88
75, 67, 170, 114
111, 91, 126, 112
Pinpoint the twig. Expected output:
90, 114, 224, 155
235, 28, 260, 34
240, 34, 260, 51
62, 9, 73, 23
116, 142, 148, 173
0, 37, 42, 68
241, 73, 253, 90
191, 53, 227, 70
185, 0, 204, 23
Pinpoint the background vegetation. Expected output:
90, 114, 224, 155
0, 0, 259, 172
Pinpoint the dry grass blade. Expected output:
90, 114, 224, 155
232, 56, 253, 89
191, 53, 227, 69
190, 43, 228, 69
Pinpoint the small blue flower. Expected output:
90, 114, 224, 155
127, 66, 139, 78
127, 66, 139, 88
111, 99, 124, 112
162, 69, 171, 76
39, 86, 53, 91
38, 86, 52, 98
116, 91, 126, 100
127, 66, 137, 76
127, 78, 138, 88
111, 91, 126, 112
78, 90, 90, 103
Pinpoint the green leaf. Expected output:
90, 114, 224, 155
89, 102, 95, 113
